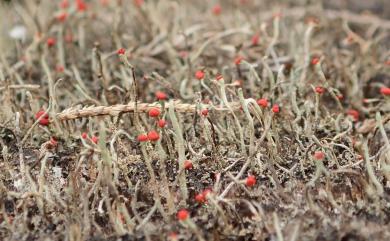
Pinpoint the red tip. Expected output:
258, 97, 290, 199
195, 193, 206, 203
50, 137, 58, 146
201, 109, 209, 116
91, 136, 99, 144
195, 70, 205, 80
246, 175, 256, 187
56, 65, 65, 73
117, 48, 126, 55
60, 0, 69, 9
134, 0, 144, 7
184, 160, 193, 170
380, 87, 390, 96
311, 57, 320, 65
257, 98, 268, 108
347, 109, 359, 122
147, 131, 160, 142
35, 110, 50, 126
81, 132, 88, 139
155, 91, 168, 101
47, 37, 56, 47
157, 119, 167, 128
313, 151, 325, 160
251, 33, 260, 46
148, 108, 161, 118
76, 0, 88, 12
137, 134, 149, 142
212, 4, 222, 15
272, 104, 280, 113
315, 86, 325, 94
177, 209, 189, 221
234, 56, 244, 65
56, 12, 68, 22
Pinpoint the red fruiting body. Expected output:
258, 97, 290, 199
158, 119, 167, 128
47, 37, 56, 47
195, 193, 205, 203
347, 109, 359, 121
117, 48, 126, 55
60, 0, 69, 8
233, 80, 242, 86
179, 51, 188, 59
76, 0, 87, 12
39, 118, 50, 126
337, 94, 344, 100
212, 4, 222, 15
35, 110, 48, 119
148, 108, 161, 118
137, 134, 149, 142
272, 104, 280, 113
184, 160, 193, 170
56, 12, 67, 22
195, 70, 205, 80
251, 33, 260, 46
246, 175, 256, 187
56, 65, 64, 73
257, 98, 268, 108
234, 56, 243, 65
314, 151, 325, 160
168, 232, 178, 241
35, 110, 50, 126
91, 136, 99, 144
50, 137, 58, 146
100, 0, 109, 6
306, 16, 320, 25
134, 0, 144, 7
201, 109, 209, 116
273, 12, 282, 19
315, 86, 325, 94
65, 34, 73, 43
386, 60, 390, 66
380, 87, 390, 96
311, 57, 320, 65
81, 132, 88, 139
177, 209, 189, 221
216, 74, 223, 81
155, 91, 167, 101
147, 131, 160, 141
346, 35, 354, 44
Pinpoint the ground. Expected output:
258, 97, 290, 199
0, 0, 390, 241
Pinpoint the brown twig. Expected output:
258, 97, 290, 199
56, 101, 241, 121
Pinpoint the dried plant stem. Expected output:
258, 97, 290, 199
0, 84, 40, 91
56, 101, 241, 121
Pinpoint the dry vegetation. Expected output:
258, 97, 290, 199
1, 0, 390, 240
